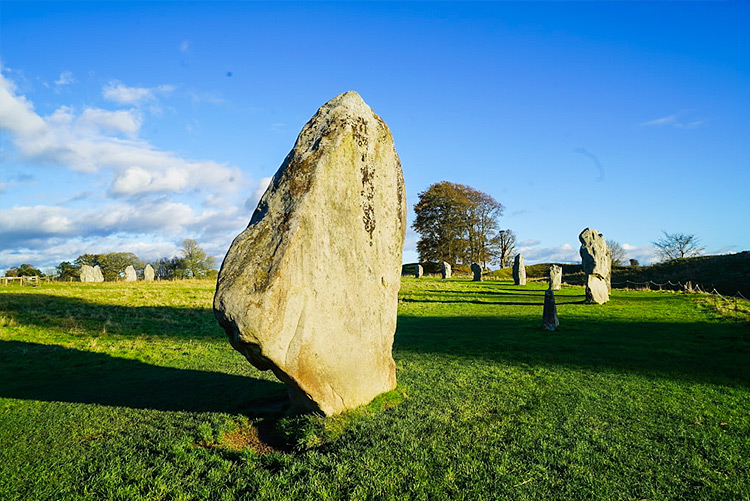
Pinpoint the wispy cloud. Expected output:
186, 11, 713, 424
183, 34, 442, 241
180, 40, 192, 53
640, 113, 704, 129
54, 70, 75, 87
102, 80, 174, 106
574, 148, 605, 182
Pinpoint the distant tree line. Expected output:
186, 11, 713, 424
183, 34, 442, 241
5, 239, 218, 281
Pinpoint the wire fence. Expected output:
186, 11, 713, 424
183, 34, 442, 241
612, 279, 749, 304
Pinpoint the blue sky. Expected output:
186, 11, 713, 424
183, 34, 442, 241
1, 1, 749, 273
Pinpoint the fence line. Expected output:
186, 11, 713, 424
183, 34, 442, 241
612, 279, 749, 303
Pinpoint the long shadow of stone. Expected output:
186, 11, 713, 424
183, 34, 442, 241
0, 293, 219, 340
401, 298, 585, 306
395, 315, 750, 387
0, 340, 288, 415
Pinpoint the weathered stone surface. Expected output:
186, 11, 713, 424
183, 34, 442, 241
441, 261, 451, 279
143, 264, 155, 281
124, 265, 137, 282
512, 254, 526, 286
549, 264, 562, 290
471, 263, 482, 281
542, 288, 559, 331
213, 91, 406, 416
579, 228, 611, 304
415, 264, 423, 278
80, 264, 104, 283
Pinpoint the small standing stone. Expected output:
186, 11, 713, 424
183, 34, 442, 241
415, 264, 424, 278
124, 265, 137, 282
471, 263, 482, 282
143, 264, 155, 281
549, 264, 562, 290
441, 261, 452, 279
542, 288, 559, 331
512, 254, 526, 286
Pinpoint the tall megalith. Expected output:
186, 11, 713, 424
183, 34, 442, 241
512, 254, 526, 286
143, 264, 155, 281
80, 265, 104, 283
549, 264, 562, 290
579, 228, 611, 304
471, 263, 482, 281
441, 261, 451, 279
124, 265, 137, 282
213, 92, 406, 416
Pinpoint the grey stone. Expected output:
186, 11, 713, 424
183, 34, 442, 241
124, 265, 137, 281
213, 91, 406, 416
143, 264, 155, 281
441, 261, 451, 279
549, 264, 562, 290
579, 228, 611, 304
471, 263, 482, 281
415, 264, 423, 278
542, 288, 559, 331
79, 264, 104, 283
512, 254, 526, 286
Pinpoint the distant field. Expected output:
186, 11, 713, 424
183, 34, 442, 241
1, 279, 748, 500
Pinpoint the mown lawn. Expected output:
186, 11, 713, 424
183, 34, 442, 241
1, 278, 748, 500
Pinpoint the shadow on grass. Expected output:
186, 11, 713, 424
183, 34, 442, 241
401, 298, 586, 306
0, 293, 219, 340
395, 315, 750, 386
0, 340, 289, 415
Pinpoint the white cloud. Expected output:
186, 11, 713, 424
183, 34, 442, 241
102, 80, 174, 105
180, 40, 191, 53
0, 70, 242, 197
55, 71, 75, 86
78, 108, 142, 138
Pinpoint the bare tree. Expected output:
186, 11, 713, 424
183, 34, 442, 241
606, 239, 626, 266
490, 229, 517, 268
652, 231, 704, 262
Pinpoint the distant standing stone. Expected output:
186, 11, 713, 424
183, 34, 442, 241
213, 91, 406, 416
542, 288, 559, 331
441, 261, 451, 279
80, 265, 95, 282
415, 264, 424, 278
512, 254, 526, 286
143, 264, 155, 281
471, 263, 482, 282
549, 264, 562, 290
124, 265, 137, 281
579, 228, 611, 304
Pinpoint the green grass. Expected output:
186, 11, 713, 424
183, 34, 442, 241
1, 279, 748, 500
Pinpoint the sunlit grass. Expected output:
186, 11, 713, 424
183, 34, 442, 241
1, 279, 748, 499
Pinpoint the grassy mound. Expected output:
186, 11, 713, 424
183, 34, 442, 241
1, 279, 748, 499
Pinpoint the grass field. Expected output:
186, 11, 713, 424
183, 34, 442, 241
1, 279, 748, 500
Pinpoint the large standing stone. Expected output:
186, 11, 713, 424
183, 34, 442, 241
579, 228, 611, 304
80, 265, 104, 283
470, 263, 482, 281
124, 265, 137, 282
415, 264, 423, 278
549, 264, 562, 291
213, 92, 406, 416
512, 254, 526, 286
441, 261, 451, 279
143, 264, 155, 281
542, 288, 559, 331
